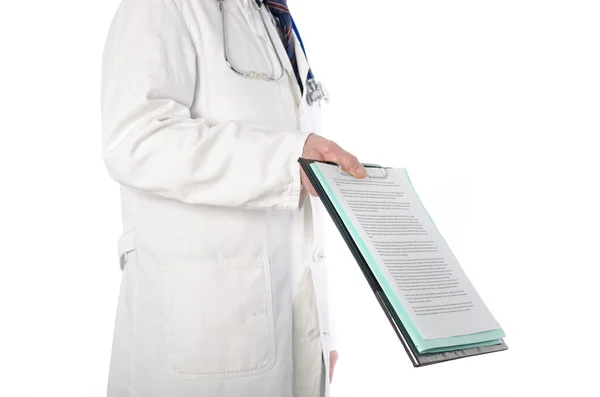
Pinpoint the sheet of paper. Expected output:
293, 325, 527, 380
314, 163, 501, 340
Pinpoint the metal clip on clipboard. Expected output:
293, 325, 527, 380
337, 162, 388, 179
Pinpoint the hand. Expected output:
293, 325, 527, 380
301, 134, 367, 197
329, 350, 339, 383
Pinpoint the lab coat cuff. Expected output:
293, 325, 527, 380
287, 132, 312, 210
327, 332, 336, 352
327, 315, 339, 352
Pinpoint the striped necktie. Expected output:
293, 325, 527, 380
257, 0, 303, 91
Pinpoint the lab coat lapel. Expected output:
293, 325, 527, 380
293, 30, 310, 100
258, 7, 303, 101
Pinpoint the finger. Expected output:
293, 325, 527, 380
330, 360, 335, 383
321, 143, 367, 178
301, 172, 319, 197
329, 351, 338, 382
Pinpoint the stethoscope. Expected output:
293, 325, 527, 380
217, 0, 330, 106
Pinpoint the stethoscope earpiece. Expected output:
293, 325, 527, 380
306, 79, 330, 106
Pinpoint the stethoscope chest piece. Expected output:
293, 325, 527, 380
306, 78, 330, 106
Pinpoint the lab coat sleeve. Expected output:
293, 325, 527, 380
326, 243, 340, 353
328, 296, 339, 352
100, 0, 311, 210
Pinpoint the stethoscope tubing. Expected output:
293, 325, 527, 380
218, 0, 285, 82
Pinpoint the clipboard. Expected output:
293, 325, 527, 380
298, 158, 508, 367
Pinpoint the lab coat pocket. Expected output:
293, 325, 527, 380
164, 255, 276, 379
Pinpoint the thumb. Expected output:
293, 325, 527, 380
323, 144, 367, 178
341, 155, 367, 178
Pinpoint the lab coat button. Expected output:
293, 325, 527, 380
312, 250, 324, 262
307, 328, 320, 339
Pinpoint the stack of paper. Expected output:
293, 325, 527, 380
299, 159, 507, 366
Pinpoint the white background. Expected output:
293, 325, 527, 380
0, 0, 599, 396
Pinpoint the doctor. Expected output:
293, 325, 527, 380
101, 0, 367, 396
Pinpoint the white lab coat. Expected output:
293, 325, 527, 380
101, 0, 335, 396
